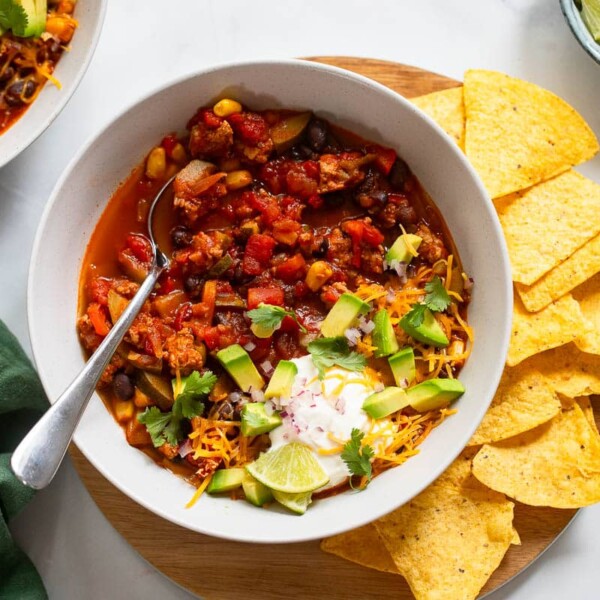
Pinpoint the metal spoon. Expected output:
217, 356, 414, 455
11, 175, 175, 490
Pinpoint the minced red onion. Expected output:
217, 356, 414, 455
387, 259, 408, 282
243, 341, 256, 352
344, 327, 361, 346
358, 316, 375, 334
228, 391, 242, 403
260, 360, 274, 376
178, 439, 193, 458
250, 388, 265, 403
386, 289, 396, 303
374, 381, 385, 392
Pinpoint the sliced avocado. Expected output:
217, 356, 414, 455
320, 293, 371, 338
372, 309, 400, 358
362, 386, 410, 419
136, 371, 174, 411
385, 233, 422, 264
388, 347, 416, 387
400, 307, 449, 348
10, 0, 47, 38
264, 360, 298, 400
241, 402, 283, 436
406, 378, 465, 412
216, 344, 265, 392
242, 473, 274, 507
207, 468, 245, 494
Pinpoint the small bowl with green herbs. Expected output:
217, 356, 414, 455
561, 0, 600, 64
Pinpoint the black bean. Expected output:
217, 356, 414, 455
288, 144, 313, 160
313, 238, 329, 257
4, 80, 25, 107
306, 119, 328, 152
113, 373, 134, 400
23, 79, 36, 100
170, 225, 193, 248
184, 273, 205, 297
0, 66, 14, 83
389, 158, 411, 190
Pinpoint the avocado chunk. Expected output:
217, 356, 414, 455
399, 307, 449, 347
385, 233, 422, 264
216, 344, 265, 392
264, 360, 298, 399
241, 402, 283, 436
5, 0, 47, 37
363, 386, 410, 419
242, 473, 274, 507
136, 371, 174, 411
320, 293, 371, 338
406, 378, 465, 412
372, 309, 400, 358
207, 468, 246, 494
388, 347, 416, 387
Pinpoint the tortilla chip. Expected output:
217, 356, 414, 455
576, 397, 599, 435
464, 69, 598, 199
412, 87, 465, 150
573, 273, 600, 355
468, 365, 560, 446
523, 343, 600, 398
320, 523, 398, 574
516, 233, 600, 312
473, 403, 600, 508
494, 171, 600, 285
374, 484, 516, 600
507, 294, 588, 366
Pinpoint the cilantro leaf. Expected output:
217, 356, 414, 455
401, 303, 427, 329
137, 407, 175, 447
424, 275, 451, 312
341, 428, 375, 487
0, 0, 28, 37
138, 370, 217, 448
307, 337, 367, 379
173, 370, 217, 418
247, 303, 307, 334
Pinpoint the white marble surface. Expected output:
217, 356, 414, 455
3, 0, 600, 598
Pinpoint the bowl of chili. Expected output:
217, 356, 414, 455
0, 0, 106, 168
28, 59, 512, 542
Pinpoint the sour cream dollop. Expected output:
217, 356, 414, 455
266, 355, 393, 490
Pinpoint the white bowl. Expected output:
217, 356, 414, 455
0, 1, 106, 168
28, 59, 512, 543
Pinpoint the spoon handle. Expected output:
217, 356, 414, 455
11, 265, 165, 490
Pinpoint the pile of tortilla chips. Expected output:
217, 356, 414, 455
321, 70, 600, 600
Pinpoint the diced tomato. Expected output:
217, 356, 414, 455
199, 324, 236, 351
274, 253, 307, 282
259, 161, 286, 195
341, 221, 364, 268
89, 278, 111, 305
245, 191, 281, 225
174, 303, 192, 331
87, 303, 111, 336
201, 326, 221, 350
126, 234, 152, 263
187, 108, 223, 130
279, 315, 300, 332
272, 218, 301, 245
247, 287, 284, 309
362, 222, 384, 246
293, 281, 310, 299
368, 144, 397, 176
285, 161, 319, 198
279, 195, 304, 221
248, 336, 272, 362
228, 112, 269, 144
161, 134, 178, 157
242, 234, 276, 276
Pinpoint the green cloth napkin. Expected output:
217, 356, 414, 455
0, 320, 48, 600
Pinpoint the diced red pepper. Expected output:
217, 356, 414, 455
368, 144, 397, 176
228, 112, 269, 144
341, 220, 364, 268
173, 303, 192, 331
247, 287, 285, 309
126, 234, 152, 263
87, 303, 111, 336
161, 134, 178, 157
274, 253, 307, 282
242, 234, 277, 276
362, 222, 385, 246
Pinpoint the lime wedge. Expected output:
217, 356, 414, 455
582, 0, 600, 42
273, 490, 313, 515
246, 442, 329, 494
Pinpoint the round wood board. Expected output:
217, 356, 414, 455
70, 57, 587, 600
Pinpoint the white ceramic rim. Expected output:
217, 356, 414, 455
0, 0, 107, 168
28, 58, 512, 543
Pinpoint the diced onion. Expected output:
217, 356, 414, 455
250, 388, 265, 403
243, 341, 256, 352
260, 360, 274, 376
344, 327, 361, 346
358, 316, 375, 334
178, 439, 193, 458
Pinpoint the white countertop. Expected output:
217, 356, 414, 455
4, 0, 600, 598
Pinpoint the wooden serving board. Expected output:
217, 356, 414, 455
70, 58, 583, 600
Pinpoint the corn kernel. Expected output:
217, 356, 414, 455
305, 261, 333, 291
225, 170, 253, 191
114, 400, 134, 423
220, 157, 241, 172
171, 142, 187, 165
145, 147, 167, 180
213, 99, 242, 117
